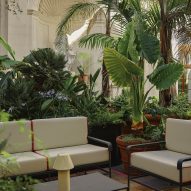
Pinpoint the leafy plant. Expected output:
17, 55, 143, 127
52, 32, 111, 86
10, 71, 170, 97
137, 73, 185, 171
143, 96, 167, 117
121, 134, 147, 144
167, 94, 191, 119
74, 68, 103, 117
89, 109, 124, 128
0, 36, 21, 89
57, 0, 135, 96
0, 77, 44, 120
110, 88, 130, 112
15, 48, 71, 92
121, 122, 165, 143
0, 176, 39, 191
104, 18, 184, 130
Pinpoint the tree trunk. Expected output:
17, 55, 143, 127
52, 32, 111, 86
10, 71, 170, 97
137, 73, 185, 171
159, 0, 175, 106
102, 62, 110, 97
102, 6, 111, 97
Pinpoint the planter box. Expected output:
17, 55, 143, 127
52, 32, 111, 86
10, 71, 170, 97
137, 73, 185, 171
89, 124, 124, 165
116, 135, 161, 175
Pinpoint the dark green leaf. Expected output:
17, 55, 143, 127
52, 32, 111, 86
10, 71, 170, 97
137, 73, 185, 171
41, 99, 53, 111
148, 63, 184, 90
104, 48, 143, 87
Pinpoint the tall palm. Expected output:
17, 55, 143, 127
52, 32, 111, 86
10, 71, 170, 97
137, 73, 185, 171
57, 0, 134, 97
146, 0, 191, 106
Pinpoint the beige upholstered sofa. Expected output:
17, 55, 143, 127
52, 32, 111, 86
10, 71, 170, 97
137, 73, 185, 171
0, 117, 112, 177
127, 118, 191, 191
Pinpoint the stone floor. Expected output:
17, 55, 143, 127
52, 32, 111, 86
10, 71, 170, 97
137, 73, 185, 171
110, 169, 188, 191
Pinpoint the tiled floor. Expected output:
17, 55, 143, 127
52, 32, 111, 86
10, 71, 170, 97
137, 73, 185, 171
111, 169, 188, 191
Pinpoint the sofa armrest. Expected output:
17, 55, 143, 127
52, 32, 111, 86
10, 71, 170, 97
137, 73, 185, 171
177, 157, 191, 170
126, 140, 166, 152
87, 136, 112, 151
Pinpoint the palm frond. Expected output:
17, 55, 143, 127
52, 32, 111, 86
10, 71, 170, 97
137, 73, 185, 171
79, 33, 118, 49
145, 3, 160, 35
87, 8, 104, 34
57, 2, 100, 35
129, 0, 142, 13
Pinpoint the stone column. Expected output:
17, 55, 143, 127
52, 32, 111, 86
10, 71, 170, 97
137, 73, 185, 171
188, 70, 191, 103
0, 0, 8, 54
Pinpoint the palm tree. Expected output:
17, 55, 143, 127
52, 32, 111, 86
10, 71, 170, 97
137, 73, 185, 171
56, 0, 134, 97
146, 0, 191, 106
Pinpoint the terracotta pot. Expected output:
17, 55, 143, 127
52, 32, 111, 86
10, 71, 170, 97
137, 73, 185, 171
116, 134, 160, 175
78, 75, 89, 83
144, 114, 161, 126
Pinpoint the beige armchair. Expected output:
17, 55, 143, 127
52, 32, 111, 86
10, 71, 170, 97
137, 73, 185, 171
127, 118, 191, 191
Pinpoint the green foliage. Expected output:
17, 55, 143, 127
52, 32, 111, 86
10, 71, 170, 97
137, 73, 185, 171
148, 63, 184, 90
0, 36, 15, 60
0, 111, 10, 152
0, 176, 39, 191
15, 48, 70, 91
74, 69, 102, 117
143, 96, 167, 116
89, 109, 124, 128
138, 31, 160, 64
167, 94, 191, 119
104, 48, 143, 87
0, 77, 43, 120
143, 123, 165, 141
104, 18, 183, 128
79, 33, 118, 49
121, 134, 147, 143
117, 21, 139, 62
121, 122, 165, 143
110, 88, 130, 112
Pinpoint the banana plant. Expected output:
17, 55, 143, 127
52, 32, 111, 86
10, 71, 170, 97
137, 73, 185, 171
104, 19, 184, 130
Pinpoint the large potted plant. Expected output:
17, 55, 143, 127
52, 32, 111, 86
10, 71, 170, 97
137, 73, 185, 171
104, 17, 183, 173
116, 124, 164, 172
104, 18, 183, 130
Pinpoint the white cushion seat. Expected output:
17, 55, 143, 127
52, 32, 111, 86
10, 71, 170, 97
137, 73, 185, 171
35, 144, 109, 169
0, 152, 47, 176
131, 150, 191, 183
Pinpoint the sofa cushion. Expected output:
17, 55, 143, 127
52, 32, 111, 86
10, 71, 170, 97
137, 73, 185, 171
32, 117, 88, 150
0, 152, 47, 176
0, 120, 32, 153
36, 144, 109, 169
131, 150, 191, 183
166, 118, 191, 155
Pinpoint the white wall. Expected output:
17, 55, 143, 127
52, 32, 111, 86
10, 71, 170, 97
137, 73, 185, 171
7, 0, 32, 59
0, 0, 8, 54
